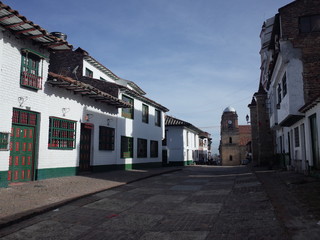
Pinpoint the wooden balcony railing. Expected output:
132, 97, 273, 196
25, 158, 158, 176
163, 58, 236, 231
21, 71, 42, 90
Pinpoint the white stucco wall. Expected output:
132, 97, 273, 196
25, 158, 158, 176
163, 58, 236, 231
117, 93, 164, 165
82, 59, 116, 83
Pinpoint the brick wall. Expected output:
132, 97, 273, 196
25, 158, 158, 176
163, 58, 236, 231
279, 0, 320, 103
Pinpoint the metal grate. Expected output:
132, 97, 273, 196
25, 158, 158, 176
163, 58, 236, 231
48, 117, 76, 149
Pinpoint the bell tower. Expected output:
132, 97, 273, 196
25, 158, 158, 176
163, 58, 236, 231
220, 107, 241, 166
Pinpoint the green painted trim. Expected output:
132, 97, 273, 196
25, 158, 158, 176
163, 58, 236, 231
21, 48, 48, 59
36, 167, 78, 180
0, 171, 8, 188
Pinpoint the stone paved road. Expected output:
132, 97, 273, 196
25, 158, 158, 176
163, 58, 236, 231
0, 166, 288, 239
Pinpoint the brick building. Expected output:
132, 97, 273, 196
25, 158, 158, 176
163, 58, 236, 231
219, 107, 251, 166
249, 0, 320, 172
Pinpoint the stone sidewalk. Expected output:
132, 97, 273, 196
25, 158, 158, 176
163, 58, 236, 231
255, 168, 320, 239
0, 167, 181, 228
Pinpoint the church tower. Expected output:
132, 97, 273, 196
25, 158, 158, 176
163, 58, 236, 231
219, 107, 241, 166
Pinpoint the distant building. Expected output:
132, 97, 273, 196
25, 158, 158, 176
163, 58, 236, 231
219, 107, 251, 166
163, 115, 204, 166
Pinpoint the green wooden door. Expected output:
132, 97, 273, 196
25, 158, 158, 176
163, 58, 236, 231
8, 125, 35, 182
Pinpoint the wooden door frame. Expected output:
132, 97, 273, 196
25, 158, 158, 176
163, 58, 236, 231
9, 108, 40, 183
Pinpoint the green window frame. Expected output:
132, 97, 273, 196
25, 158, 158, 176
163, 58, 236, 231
122, 95, 134, 119
155, 109, 161, 126
48, 117, 76, 150
150, 140, 158, 158
85, 68, 93, 78
99, 126, 115, 150
137, 138, 147, 158
142, 104, 149, 123
121, 136, 133, 158
20, 50, 43, 90
0, 132, 9, 150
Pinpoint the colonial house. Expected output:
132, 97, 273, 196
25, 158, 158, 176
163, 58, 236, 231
0, 2, 168, 187
219, 107, 251, 166
49, 47, 169, 172
163, 115, 204, 166
250, 0, 320, 173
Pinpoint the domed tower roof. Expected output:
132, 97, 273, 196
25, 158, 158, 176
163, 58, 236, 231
223, 106, 236, 113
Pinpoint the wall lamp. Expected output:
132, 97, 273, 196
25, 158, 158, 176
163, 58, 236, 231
107, 118, 113, 126
18, 96, 28, 107
85, 114, 93, 122
246, 114, 250, 124
62, 108, 70, 117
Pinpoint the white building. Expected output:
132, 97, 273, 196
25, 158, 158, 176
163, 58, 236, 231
163, 115, 202, 166
0, 3, 168, 187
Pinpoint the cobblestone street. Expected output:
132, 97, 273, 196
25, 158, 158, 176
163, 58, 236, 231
0, 166, 320, 239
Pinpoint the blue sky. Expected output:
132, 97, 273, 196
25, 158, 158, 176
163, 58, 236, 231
7, 0, 293, 153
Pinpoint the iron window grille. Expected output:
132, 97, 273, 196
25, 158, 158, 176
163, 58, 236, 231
122, 95, 134, 119
12, 108, 38, 126
48, 117, 76, 149
121, 136, 133, 158
20, 50, 43, 90
150, 140, 158, 158
137, 138, 147, 158
99, 126, 115, 150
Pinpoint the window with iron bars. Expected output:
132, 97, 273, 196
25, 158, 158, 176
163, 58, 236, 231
48, 117, 76, 149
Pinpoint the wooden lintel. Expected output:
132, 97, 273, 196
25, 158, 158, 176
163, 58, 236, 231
4, 21, 25, 28
15, 28, 36, 34
26, 34, 44, 39
0, 14, 14, 21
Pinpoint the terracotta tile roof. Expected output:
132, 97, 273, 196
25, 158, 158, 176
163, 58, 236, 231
299, 94, 320, 113
122, 89, 169, 112
47, 72, 131, 108
0, 2, 72, 50
165, 115, 202, 133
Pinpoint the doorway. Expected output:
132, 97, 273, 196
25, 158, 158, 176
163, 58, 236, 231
79, 123, 93, 172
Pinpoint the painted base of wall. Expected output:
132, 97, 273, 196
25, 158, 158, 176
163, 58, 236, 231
0, 171, 8, 188
0, 162, 165, 187
36, 167, 78, 180
169, 160, 194, 166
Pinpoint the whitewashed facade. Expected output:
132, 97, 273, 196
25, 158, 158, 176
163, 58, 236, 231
163, 116, 201, 166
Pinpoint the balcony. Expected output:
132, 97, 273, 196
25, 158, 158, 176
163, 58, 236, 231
21, 71, 42, 90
